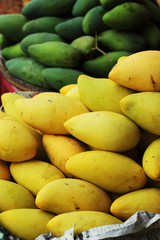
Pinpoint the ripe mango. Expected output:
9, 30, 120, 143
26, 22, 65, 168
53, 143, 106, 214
36, 178, 112, 214
0, 160, 11, 181
110, 188, 160, 221
47, 211, 122, 237
0, 209, 54, 240
10, 160, 65, 196
59, 84, 77, 95
65, 85, 81, 100
66, 150, 146, 193
0, 179, 36, 211
64, 111, 140, 152
108, 50, 160, 91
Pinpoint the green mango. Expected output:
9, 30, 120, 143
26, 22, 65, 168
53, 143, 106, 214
0, 14, 27, 42
41, 68, 84, 90
98, 29, 146, 52
22, 16, 64, 35
20, 33, 64, 54
1, 43, 27, 60
82, 6, 107, 36
72, 0, 100, 16
5, 57, 50, 88
22, 0, 76, 18
55, 17, 84, 41
141, 0, 160, 26
0, 34, 13, 49
100, 0, 132, 9
103, 2, 150, 30
28, 41, 82, 68
82, 51, 131, 78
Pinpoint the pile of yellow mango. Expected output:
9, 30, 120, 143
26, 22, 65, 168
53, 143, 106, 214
0, 50, 160, 240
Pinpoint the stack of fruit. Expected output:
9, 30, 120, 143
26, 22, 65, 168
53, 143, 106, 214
0, 0, 160, 90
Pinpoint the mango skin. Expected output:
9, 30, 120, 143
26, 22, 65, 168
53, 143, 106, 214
10, 160, 65, 196
72, 0, 99, 17
47, 211, 123, 237
0, 209, 54, 240
78, 74, 134, 114
120, 92, 160, 135
64, 111, 140, 152
43, 134, 88, 177
0, 119, 38, 162
15, 94, 89, 135
110, 188, 160, 221
66, 150, 146, 194
108, 50, 160, 92
0, 160, 11, 181
0, 179, 36, 211
59, 84, 77, 95
142, 139, 160, 181
36, 178, 112, 214
1, 43, 27, 60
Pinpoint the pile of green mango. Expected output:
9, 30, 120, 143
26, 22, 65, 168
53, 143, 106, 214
0, 0, 160, 90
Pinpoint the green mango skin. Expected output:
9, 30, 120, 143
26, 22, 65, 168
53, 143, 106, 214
82, 6, 107, 36
5, 57, 50, 88
0, 34, 13, 49
28, 41, 82, 68
1, 43, 27, 60
41, 68, 84, 90
98, 29, 146, 52
0, 14, 27, 42
55, 17, 84, 41
100, 0, 132, 9
22, 0, 76, 18
72, 0, 100, 16
22, 17, 64, 35
82, 51, 131, 78
103, 2, 150, 31
141, 0, 160, 26
20, 33, 64, 54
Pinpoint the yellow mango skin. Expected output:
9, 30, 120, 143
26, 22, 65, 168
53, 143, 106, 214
0, 209, 54, 240
15, 94, 90, 135
109, 50, 160, 92
120, 92, 160, 135
64, 111, 140, 152
65, 85, 81, 100
0, 179, 36, 211
142, 138, 160, 180
36, 178, 112, 214
43, 134, 88, 177
110, 188, 160, 221
10, 160, 65, 196
66, 150, 146, 194
59, 84, 77, 94
0, 119, 38, 162
78, 75, 134, 114
47, 211, 123, 237
33, 92, 61, 98
0, 160, 11, 181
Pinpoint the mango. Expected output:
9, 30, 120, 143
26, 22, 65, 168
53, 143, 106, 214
108, 50, 160, 92
36, 178, 112, 214
64, 111, 140, 152
66, 150, 146, 193
0, 33, 13, 49
0, 119, 37, 162
100, 0, 132, 9
72, 0, 99, 16
0, 209, 54, 240
120, 92, 160, 135
1, 43, 27, 60
10, 160, 65, 196
65, 85, 81, 100
77, 74, 134, 114
0, 160, 11, 181
42, 134, 88, 177
15, 94, 89, 135
110, 188, 160, 221
59, 84, 77, 95
47, 211, 122, 237
0, 179, 36, 211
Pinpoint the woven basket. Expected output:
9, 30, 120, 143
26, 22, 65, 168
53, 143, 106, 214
0, 0, 30, 14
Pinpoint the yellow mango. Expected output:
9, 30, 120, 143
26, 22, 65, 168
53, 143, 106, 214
0, 208, 54, 240
10, 160, 65, 196
15, 94, 90, 134
36, 178, 112, 214
109, 50, 160, 91
43, 134, 88, 177
0, 160, 11, 181
110, 188, 160, 221
0, 179, 36, 211
78, 75, 134, 114
33, 92, 61, 98
66, 150, 146, 194
65, 85, 81, 100
117, 56, 128, 63
142, 138, 160, 180
120, 92, 160, 135
47, 211, 123, 237
0, 119, 37, 162
59, 84, 77, 94
64, 111, 140, 152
